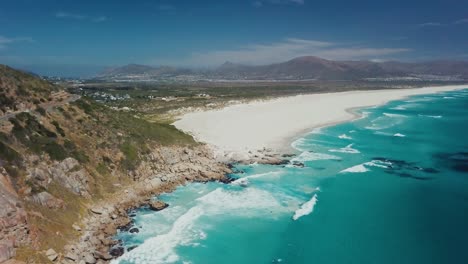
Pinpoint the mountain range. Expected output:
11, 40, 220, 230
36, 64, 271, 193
98, 56, 468, 81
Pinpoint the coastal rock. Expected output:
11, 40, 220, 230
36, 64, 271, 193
109, 247, 124, 257
90, 208, 103, 215
148, 200, 168, 211
129, 228, 139, 234
45, 248, 58, 261
65, 252, 78, 261
82, 252, 96, 264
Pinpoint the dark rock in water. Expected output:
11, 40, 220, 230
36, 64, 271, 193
220, 176, 237, 184
396, 172, 432, 181
117, 220, 134, 232
292, 161, 305, 168
313, 167, 326, 170
422, 167, 440, 173
453, 164, 468, 172
148, 200, 169, 211
129, 227, 139, 233
282, 153, 296, 158
127, 245, 138, 252
109, 246, 124, 257
433, 151, 468, 173
128, 210, 137, 217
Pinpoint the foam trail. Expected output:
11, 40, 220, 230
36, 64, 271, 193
393, 133, 406, 137
292, 194, 318, 221
291, 152, 341, 163
383, 113, 407, 118
114, 187, 289, 263
329, 144, 360, 154
340, 164, 369, 173
418, 114, 442, 119
338, 134, 352, 139
231, 171, 282, 185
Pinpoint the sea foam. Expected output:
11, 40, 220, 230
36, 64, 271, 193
329, 144, 360, 154
340, 164, 369, 173
291, 152, 341, 162
338, 134, 352, 139
292, 194, 318, 221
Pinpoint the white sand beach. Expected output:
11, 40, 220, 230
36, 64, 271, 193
173, 85, 467, 160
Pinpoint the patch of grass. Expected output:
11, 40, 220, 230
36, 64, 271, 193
9, 113, 70, 161
120, 141, 139, 171
73, 98, 196, 146
96, 162, 109, 175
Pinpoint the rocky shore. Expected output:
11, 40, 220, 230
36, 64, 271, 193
53, 146, 231, 264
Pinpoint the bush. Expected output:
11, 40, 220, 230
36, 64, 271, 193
36, 107, 46, 116
0, 141, 21, 162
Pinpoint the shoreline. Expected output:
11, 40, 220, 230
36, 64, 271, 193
174, 84, 468, 162
58, 146, 232, 264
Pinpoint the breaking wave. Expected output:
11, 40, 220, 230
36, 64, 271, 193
292, 194, 318, 221
338, 134, 352, 140
291, 152, 341, 162
329, 144, 360, 154
340, 164, 369, 173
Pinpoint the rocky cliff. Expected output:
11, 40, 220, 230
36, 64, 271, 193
0, 66, 230, 263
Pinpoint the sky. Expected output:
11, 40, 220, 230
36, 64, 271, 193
0, 0, 467, 76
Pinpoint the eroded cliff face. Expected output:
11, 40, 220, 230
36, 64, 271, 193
0, 142, 230, 264
0, 168, 28, 263
0, 66, 230, 263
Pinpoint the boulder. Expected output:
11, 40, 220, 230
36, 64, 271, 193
45, 248, 58, 261
65, 252, 78, 261
30, 192, 64, 209
148, 200, 168, 211
82, 252, 96, 264
90, 208, 103, 215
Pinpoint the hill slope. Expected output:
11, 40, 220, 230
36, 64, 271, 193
0, 65, 228, 263
97, 56, 468, 81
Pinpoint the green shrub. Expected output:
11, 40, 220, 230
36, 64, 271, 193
0, 141, 21, 162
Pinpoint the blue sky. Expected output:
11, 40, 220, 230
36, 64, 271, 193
0, 0, 467, 76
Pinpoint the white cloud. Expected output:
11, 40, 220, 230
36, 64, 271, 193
253, 0, 304, 7
154, 38, 410, 66
55, 11, 107, 22
0, 36, 33, 49
417, 22, 442, 27
55, 11, 85, 20
159, 4, 176, 11
454, 18, 468, 24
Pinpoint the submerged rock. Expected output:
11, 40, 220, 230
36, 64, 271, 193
109, 246, 124, 257
129, 227, 139, 234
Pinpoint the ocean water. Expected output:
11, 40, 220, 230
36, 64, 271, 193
113, 89, 468, 264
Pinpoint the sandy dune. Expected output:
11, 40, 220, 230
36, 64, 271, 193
173, 85, 467, 160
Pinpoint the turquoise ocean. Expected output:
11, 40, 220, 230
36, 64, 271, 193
113, 88, 468, 264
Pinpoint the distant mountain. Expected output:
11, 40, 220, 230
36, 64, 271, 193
100, 64, 193, 77
97, 57, 468, 81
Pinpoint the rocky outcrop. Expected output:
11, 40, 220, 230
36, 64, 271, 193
0, 168, 29, 263
25, 157, 91, 198
57, 145, 230, 264
29, 192, 64, 209
147, 200, 168, 211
